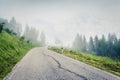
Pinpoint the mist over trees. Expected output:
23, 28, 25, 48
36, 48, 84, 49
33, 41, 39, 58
72, 33, 120, 60
9, 17, 22, 36
40, 31, 46, 46
72, 34, 81, 50
23, 24, 41, 45
54, 38, 62, 47
0, 17, 46, 46
0, 17, 22, 36
72, 34, 87, 51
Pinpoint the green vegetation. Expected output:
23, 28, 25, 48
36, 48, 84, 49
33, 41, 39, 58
0, 31, 34, 80
72, 34, 120, 60
0, 23, 4, 33
49, 47, 120, 77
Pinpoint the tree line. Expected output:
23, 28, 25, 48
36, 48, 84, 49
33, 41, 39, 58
72, 34, 120, 60
0, 17, 46, 46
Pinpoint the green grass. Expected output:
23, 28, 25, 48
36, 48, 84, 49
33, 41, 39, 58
49, 47, 120, 77
0, 31, 34, 80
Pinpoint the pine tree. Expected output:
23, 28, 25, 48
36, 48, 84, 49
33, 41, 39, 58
88, 36, 94, 53
82, 36, 87, 52
0, 23, 4, 33
40, 31, 46, 46
94, 35, 99, 54
98, 35, 107, 56
72, 34, 80, 50
79, 35, 83, 51
9, 17, 22, 36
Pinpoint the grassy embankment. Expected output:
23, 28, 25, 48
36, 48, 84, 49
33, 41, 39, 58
49, 47, 120, 77
0, 31, 34, 80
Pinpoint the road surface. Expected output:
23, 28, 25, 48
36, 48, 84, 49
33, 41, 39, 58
4, 47, 120, 80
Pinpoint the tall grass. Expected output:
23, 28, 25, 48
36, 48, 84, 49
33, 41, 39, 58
49, 47, 120, 77
0, 31, 34, 80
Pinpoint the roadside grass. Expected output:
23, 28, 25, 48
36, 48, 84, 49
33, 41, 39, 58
48, 47, 120, 77
0, 31, 34, 80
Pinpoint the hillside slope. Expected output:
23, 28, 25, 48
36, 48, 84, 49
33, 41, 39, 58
0, 31, 33, 80
49, 47, 120, 77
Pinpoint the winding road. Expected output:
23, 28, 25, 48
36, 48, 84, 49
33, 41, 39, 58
4, 47, 120, 80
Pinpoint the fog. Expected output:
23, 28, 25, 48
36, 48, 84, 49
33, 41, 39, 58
0, 0, 120, 46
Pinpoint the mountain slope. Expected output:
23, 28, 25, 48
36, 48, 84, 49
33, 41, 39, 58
0, 30, 33, 80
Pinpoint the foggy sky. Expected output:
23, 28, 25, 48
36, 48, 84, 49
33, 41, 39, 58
0, 0, 120, 46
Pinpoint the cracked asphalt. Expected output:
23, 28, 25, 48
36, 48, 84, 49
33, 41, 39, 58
4, 47, 120, 80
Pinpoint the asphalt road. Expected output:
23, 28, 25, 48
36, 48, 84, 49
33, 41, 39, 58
4, 47, 120, 80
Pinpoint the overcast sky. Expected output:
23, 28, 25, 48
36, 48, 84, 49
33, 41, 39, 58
0, 0, 120, 46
